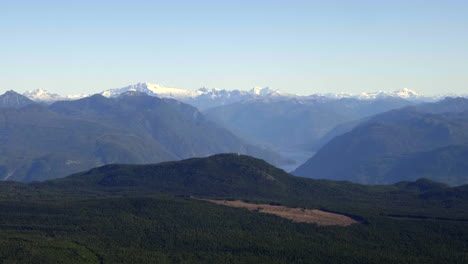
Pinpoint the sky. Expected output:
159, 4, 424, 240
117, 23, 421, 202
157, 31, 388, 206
1, 0, 468, 96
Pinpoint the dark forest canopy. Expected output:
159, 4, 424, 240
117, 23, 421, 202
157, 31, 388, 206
0, 154, 467, 263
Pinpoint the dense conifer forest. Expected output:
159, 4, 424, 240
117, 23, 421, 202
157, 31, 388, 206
0, 154, 466, 263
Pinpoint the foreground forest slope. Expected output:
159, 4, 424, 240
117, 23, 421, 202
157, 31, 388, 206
0, 154, 467, 263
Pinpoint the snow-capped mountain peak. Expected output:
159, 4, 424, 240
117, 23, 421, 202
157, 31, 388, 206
18, 81, 435, 109
101, 82, 200, 99
23, 89, 89, 103
394, 88, 419, 98
0, 90, 36, 108
196, 87, 222, 93
250, 86, 278, 96
23, 89, 65, 102
102, 82, 294, 108
357, 88, 420, 100
249, 86, 292, 97
250, 86, 265, 95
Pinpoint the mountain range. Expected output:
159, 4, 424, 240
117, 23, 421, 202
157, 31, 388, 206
1, 83, 468, 262
21, 82, 438, 110
22, 88, 89, 103
293, 97, 468, 185
22, 82, 295, 110
0, 91, 285, 182
4, 85, 468, 185
13, 83, 439, 172
204, 96, 416, 151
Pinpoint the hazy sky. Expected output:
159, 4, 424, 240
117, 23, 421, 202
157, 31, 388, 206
1, 0, 467, 96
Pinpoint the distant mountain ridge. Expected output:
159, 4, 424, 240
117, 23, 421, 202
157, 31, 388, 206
0, 90, 36, 108
4, 87, 443, 173
0, 92, 286, 182
204, 96, 416, 150
99, 82, 295, 109
321, 88, 422, 100
293, 97, 468, 185
16, 82, 446, 110
23, 88, 88, 103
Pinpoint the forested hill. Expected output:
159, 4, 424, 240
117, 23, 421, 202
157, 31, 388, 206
39, 154, 468, 218
0, 154, 467, 263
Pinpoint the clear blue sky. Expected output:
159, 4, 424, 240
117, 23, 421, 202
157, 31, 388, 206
1, 0, 467, 95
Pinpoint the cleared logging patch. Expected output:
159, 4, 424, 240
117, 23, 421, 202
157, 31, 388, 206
202, 199, 359, 226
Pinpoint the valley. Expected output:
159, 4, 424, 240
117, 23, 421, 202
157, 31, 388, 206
3, 2, 468, 262
276, 148, 315, 172
0, 78, 468, 264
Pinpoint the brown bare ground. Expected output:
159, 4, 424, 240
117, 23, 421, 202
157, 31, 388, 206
201, 199, 358, 226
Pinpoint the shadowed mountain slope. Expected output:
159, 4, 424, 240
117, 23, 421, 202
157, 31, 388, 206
204, 97, 414, 149
0, 93, 285, 182
0, 91, 37, 108
294, 98, 468, 185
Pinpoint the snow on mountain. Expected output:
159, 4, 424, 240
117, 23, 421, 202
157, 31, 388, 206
101, 82, 201, 99
250, 86, 271, 96
313, 88, 434, 102
0, 90, 36, 108
394, 88, 419, 98
357, 88, 420, 100
101, 82, 294, 100
65, 93, 89, 100
249, 86, 293, 97
23, 89, 65, 102
99, 82, 297, 109
23, 89, 88, 103
19, 82, 440, 108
